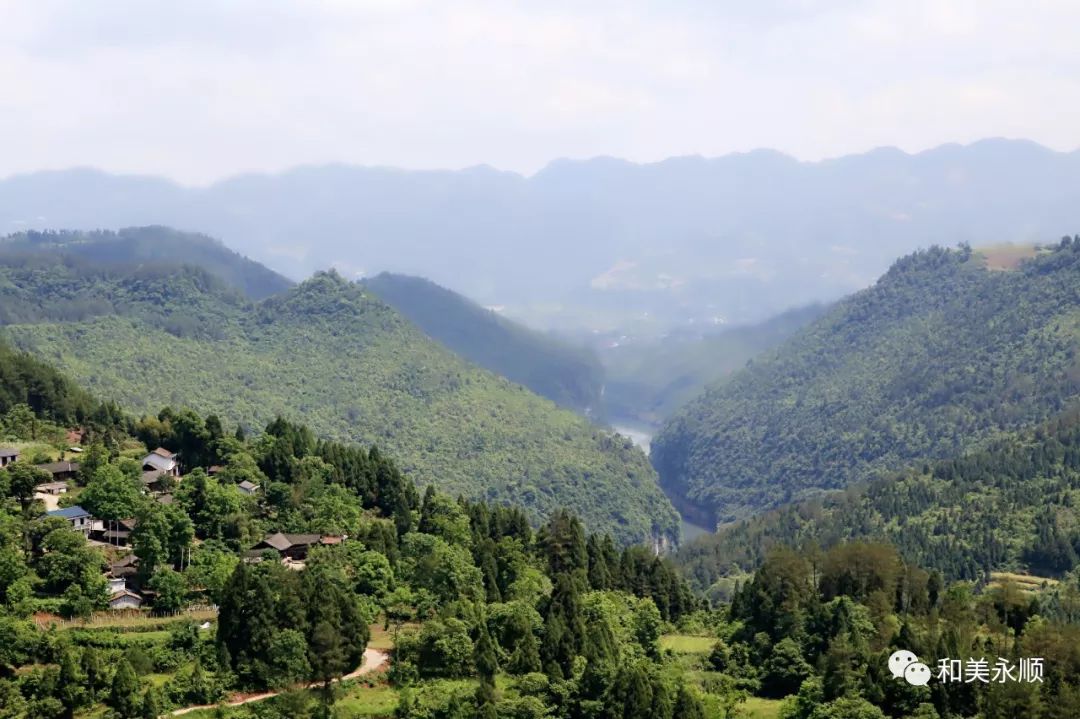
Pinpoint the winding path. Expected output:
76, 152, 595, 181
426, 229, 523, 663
169, 647, 390, 716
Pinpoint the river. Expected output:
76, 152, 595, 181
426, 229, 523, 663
612, 423, 712, 541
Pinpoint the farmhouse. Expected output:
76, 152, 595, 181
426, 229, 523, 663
109, 553, 139, 579
35, 461, 80, 482
94, 517, 138, 547
237, 480, 260, 495
33, 480, 68, 495
0, 448, 18, 468
46, 505, 101, 535
108, 589, 144, 610
141, 448, 179, 476
251, 533, 343, 561
141, 470, 174, 494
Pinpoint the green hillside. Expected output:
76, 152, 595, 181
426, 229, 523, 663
0, 261, 677, 543
675, 407, 1080, 596
363, 272, 604, 414
0, 227, 293, 300
602, 304, 826, 428
652, 239, 1080, 526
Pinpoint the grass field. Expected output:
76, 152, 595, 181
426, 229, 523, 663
741, 696, 785, 719
334, 685, 399, 717
988, 571, 1059, 593
660, 634, 715, 654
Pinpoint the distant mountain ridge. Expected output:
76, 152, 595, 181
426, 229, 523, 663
4, 139, 1079, 332
363, 273, 604, 414
0, 248, 677, 543
0, 227, 292, 300
652, 239, 1080, 527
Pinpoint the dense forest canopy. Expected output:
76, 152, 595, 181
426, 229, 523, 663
0, 256, 678, 544
675, 407, 1080, 597
0, 351, 703, 718
653, 238, 1080, 527
0, 227, 293, 301
363, 273, 604, 416
7, 239, 1080, 718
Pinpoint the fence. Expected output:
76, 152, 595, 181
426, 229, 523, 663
33, 604, 218, 629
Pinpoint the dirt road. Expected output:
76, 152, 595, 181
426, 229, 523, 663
169, 647, 390, 716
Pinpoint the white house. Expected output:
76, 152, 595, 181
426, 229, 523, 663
46, 505, 102, 535
141, 448, 179, 476
108, 590, 144, 610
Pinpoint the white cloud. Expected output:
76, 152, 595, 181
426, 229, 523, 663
0, 0, 1077, 184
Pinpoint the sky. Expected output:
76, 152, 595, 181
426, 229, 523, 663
1, 0, 1078, 185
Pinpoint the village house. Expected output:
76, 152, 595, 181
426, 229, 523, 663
109, 589, 144, 610
35, 461, 80, 482
141, 448, 180, 476
46, 505, 102, 535
33, 480, 68, 496
109, 553, 139, 580
0, 448, 18, 468
250, 532, 343, 562
94, 517, 138, 547
141, 470, 174, 494
237, 480, 260, 495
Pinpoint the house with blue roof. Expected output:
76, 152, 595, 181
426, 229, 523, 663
47, 505, 101, 535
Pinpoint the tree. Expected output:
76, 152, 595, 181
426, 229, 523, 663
268, 629, 312, 688
610, 660, 655, 719
149, 567, 188, 612
6, 463, 50, 514
35, 527, 108, 597
108, 659, 142, 718
474, 621, 500, 718
184, 540, 239, 604
762, 638, 813, 698
77, 442, 108, 485
808, 697, 887, 719
140, 686, 164, 719
132, 502, 194, 579
79, 464, 143, 521
673, 683, 707, 719
540, 573, 585, 679
57, 646, 88, 718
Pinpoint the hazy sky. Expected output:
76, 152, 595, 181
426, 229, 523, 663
2, 0, 1078, 184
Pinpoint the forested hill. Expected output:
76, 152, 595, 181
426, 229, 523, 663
363, 273, 603, 415
652, 238, 1080, 526
675, 408, 1080, 596
0, 227, 293, 300
0, 261, 678, 543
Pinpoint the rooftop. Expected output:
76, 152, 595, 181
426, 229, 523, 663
36, 461, 80, 474
47, 505, 91, 519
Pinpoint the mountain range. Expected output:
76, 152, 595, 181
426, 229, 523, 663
0, 230, 677, 544
5, 139, 1080, 334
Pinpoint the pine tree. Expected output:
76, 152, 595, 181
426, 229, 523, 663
108, 659, 141, 718
57, 646, 87, 718
540, 573, 586, 679
673, 683, 707, 719
508, 626, 542, 675
474, 616, 499, 718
